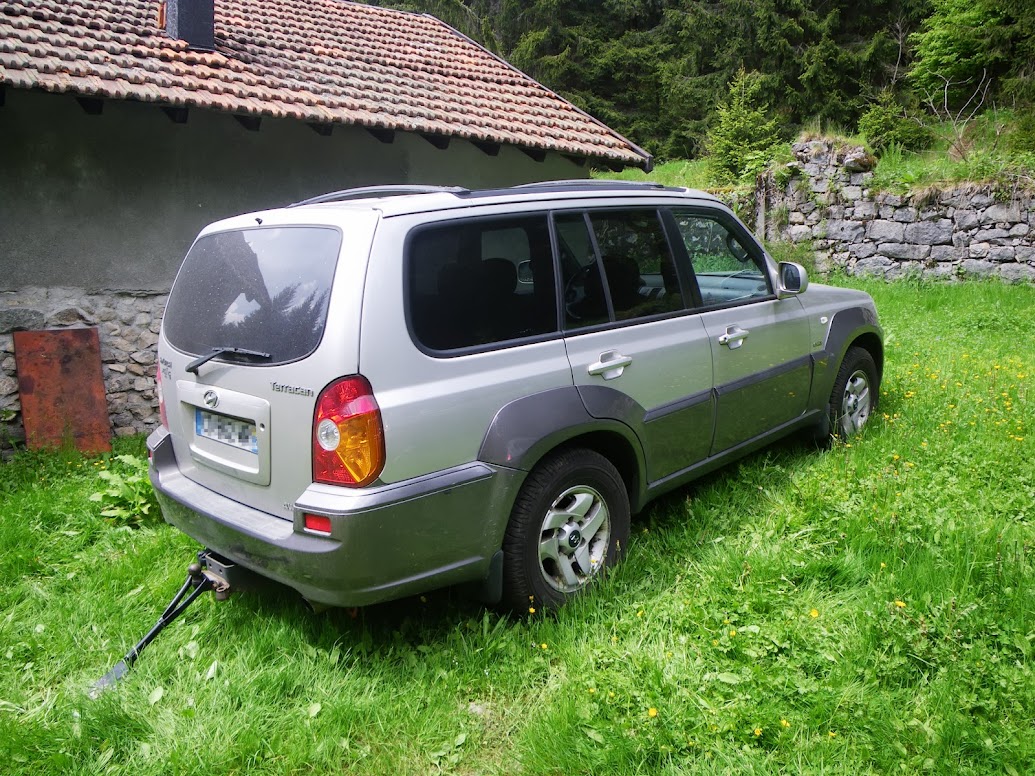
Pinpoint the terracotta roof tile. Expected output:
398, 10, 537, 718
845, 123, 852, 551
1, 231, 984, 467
0, 0, 651, 168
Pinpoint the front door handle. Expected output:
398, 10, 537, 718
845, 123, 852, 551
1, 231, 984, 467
718, 325, 750, 350
588, 350, 632, 380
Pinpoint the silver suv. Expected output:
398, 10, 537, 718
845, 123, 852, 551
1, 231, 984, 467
148, 181, 883, 611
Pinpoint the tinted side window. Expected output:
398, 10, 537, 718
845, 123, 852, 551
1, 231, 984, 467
557, 209, 685, 330
408, 215, 558, 351
555, 213, 609, 328
671, 211, 771, 306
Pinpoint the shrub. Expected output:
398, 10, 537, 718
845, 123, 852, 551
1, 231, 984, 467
90, 454, 160, 526
858, 91, 933, 152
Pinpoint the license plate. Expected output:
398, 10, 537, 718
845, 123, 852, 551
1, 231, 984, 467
195, 408, 258, 454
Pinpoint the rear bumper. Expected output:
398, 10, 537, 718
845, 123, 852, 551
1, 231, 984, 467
147, 428, 523, 607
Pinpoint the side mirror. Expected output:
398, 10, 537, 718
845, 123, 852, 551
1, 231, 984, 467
777, 262, 809, 296
516, 260, 533, 284
726, 233, 750, 263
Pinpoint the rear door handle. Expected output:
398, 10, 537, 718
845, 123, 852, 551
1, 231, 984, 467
717, 325, 750, 350
588, 350, 632, 379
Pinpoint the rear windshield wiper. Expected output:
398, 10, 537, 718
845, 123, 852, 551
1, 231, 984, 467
185, 346, 272, 374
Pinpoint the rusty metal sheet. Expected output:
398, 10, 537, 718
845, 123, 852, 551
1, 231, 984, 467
14, 327, 112, 454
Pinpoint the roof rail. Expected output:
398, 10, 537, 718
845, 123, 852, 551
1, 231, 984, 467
288, 185, 468, 207
512, 179, 675, 191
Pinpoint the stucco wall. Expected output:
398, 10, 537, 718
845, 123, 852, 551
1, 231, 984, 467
0, 88, 589, 446
1, 89, 586, 291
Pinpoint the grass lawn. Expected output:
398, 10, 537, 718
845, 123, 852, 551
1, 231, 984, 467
1, 279, 1033, 775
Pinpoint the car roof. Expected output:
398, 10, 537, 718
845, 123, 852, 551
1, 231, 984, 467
200, 181, 725, 235
290, 180, 722, 216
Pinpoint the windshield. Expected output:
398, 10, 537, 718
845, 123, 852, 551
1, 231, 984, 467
164, 226, 341, 365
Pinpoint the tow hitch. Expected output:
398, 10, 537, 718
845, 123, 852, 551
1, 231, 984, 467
92, 550, 235, 695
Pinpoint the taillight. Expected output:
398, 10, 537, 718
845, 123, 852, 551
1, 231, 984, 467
156, 364, 169, 429
312, 376, 385, 487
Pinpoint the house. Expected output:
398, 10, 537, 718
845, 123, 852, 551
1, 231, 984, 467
0, 0, 652, 444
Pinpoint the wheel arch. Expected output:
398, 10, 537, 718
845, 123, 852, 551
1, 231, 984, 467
811, 307, 884, 411
850, 331, 884, 383
547, 430, 643, 513
478, 386, 648, 514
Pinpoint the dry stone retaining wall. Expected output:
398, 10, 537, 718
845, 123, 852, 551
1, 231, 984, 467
760, 141, 1035, 283
0, 288, 166, 449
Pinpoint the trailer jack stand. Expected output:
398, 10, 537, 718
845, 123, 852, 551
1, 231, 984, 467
91, 550, 231, 696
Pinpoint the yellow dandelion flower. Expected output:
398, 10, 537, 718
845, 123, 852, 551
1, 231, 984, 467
754, 728, 763, 737
809, 608, 819, 618
781, 719, 791, 728
829, 731, 837, 738
648, 708, 658, 718
528, 607, 536, 614
637, 610, 644, 617
880, 562, 887, 569
894, 600, 906, 608
729, 629, 737, 637
540, 643, 548, 650
588, 687, 596, 694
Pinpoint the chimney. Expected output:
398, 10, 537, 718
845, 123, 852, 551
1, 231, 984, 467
164, 0, 215, 52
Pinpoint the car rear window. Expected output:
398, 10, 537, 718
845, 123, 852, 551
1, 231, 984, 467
164, 227, 341, 365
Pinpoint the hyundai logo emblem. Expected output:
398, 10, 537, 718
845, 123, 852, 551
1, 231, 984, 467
203, 390, 219, 409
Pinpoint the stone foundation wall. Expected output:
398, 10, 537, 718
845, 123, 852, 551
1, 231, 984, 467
759, 141, 1035, 282
1, 288, 166, 448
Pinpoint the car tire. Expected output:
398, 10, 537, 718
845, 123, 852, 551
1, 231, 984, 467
501, 448, 630, 612
828, 346, 879, 440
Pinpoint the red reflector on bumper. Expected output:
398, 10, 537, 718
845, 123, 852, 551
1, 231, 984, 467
303, 514, 332, 534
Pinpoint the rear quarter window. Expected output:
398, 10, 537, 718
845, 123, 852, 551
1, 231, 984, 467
406, 214, 559, 352
164, 227, 341, 365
